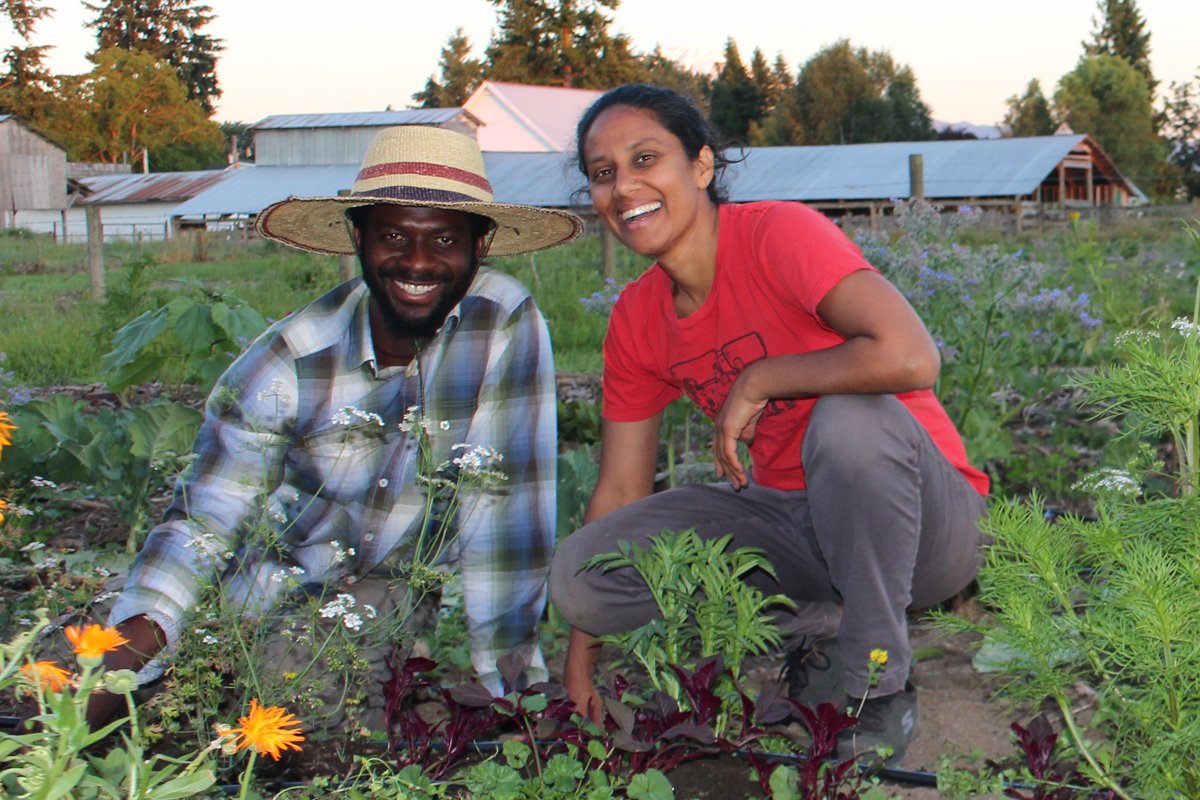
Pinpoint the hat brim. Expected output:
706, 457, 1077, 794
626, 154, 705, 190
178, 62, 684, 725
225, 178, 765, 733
255, 196, 583, 257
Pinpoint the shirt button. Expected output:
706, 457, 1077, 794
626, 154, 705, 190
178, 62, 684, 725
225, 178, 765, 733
364, 534, 375, 542
378, 478, 389, 488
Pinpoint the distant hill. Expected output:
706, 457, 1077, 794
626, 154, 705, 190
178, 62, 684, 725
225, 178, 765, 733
932, 120, 1002, 139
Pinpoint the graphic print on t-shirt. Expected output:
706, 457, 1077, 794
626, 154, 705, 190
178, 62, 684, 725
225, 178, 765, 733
668, 332, 796, 419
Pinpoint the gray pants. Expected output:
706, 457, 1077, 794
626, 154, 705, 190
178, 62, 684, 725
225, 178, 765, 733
549, 394, 987, 697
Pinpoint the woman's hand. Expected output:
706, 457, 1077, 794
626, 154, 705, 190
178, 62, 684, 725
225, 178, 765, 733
712, 366, 767, 489
563, 626, 605, 724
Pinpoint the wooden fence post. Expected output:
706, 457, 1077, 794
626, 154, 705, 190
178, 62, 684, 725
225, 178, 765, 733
85, 205, 105, 301
601, 225, 617, 280
908, 154, 925, 200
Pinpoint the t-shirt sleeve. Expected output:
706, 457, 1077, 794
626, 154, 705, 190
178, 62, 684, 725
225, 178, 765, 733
601, 285, 681, 422
757, 203, 878, 316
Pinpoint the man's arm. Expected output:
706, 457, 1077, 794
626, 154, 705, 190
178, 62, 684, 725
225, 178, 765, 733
455, 297, 558, 693
563, 413, 661, 720
95, 345, 299, 722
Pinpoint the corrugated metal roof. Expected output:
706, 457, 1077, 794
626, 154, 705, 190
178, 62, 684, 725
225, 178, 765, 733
172, 135, 1142, 217
252, 109, 467, 130
173, 165, 358, 216
725, 135, 1091, 201
79, 170, 230, 205
173, 154, 584, 217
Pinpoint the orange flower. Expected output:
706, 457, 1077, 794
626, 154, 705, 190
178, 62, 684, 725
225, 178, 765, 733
0, 498, 7, 525
64, 624, 130, 660
20, 660, 72, 693
230, 699, 305, 760
0, 411, 14, 458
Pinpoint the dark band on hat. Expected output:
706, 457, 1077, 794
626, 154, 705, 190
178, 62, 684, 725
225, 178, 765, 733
354, 186, 483, 203
355, 161, 493, 193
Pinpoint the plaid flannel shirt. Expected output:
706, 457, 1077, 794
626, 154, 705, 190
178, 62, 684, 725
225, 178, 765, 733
110, 268, 556, 692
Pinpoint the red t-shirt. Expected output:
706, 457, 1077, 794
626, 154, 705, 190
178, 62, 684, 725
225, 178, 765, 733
602, 201, 989, 495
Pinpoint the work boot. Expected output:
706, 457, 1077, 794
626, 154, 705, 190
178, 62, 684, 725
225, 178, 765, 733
839, 681, 919, 767
781, 636, 844, 710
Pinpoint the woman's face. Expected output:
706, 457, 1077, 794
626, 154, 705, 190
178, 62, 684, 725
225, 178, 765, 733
581, 105, 714, 263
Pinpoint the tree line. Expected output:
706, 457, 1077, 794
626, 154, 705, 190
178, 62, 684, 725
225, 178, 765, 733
417, 0, 1199, 199
2, 0, 1197, 197
1, 0, 237, 172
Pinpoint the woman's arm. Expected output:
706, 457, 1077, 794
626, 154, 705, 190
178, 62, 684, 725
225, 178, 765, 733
713, 269, 940, 487
563, 413, 661, 720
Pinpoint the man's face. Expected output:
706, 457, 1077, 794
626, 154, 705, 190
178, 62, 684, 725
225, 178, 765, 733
353, 205, 485, 341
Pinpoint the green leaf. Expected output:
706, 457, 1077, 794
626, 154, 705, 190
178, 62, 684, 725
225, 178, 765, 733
126, 404, 203, 461
211, 301, 267, 345
625, 769, 673, 800
142, 767, 218, 799
101, 308, 170, 376
168, 296, 219, 357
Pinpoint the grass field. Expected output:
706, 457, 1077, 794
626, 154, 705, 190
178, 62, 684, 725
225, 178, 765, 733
0, 229, 648, 385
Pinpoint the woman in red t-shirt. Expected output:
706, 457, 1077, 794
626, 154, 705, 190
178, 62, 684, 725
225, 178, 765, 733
548, 84, 988, 766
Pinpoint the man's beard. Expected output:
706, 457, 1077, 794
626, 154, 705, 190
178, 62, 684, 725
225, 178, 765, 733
363, 256, 479, 340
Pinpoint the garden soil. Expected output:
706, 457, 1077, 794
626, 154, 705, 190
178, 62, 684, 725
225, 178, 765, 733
12, 381, 1025, 798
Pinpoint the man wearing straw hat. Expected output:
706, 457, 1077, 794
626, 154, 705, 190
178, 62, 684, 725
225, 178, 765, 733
92, 126, 582, 728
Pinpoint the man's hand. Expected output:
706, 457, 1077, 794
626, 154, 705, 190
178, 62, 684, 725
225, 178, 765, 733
86, 615, 165, 730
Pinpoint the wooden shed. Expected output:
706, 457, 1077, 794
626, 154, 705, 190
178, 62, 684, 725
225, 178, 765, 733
0, 115, 68, 229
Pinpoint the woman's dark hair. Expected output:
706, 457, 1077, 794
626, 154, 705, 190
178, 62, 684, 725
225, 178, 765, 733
574, 83, 734, 205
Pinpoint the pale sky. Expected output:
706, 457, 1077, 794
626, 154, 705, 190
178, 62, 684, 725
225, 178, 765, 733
5, 0, 1198, 128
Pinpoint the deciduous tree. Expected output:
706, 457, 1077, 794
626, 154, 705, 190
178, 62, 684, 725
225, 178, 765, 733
84, 0, 223, 114
793, 40, 933, 145
1055, 54, 1164, 186
43, 47, 222, 170
413, 27, 484, 108
1002, 78, 1056, 137
483, 0, 640, 89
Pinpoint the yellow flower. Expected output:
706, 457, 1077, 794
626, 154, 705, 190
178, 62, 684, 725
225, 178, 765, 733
0, 411, 14, 458
20, 660, 72, 693
230, 699, 305, 761
0, 498, 7, 525
64, 624, 130, 660
869, 648, 889, 667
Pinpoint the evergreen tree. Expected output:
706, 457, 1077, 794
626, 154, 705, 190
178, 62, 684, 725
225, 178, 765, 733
709, 39, 761, 142
635, 46, 709, 103
1085, 0, 1155, 96
0, 43, 57, 120
1162, 75, 1200, 199
2, 0, 50, 40
84, 0, 223, 114
483, 0, 640, 89
749, 54, 802, 146
1002, 78, 1056, 137
413, 27, 484, 108
1055, 54, 1165, 186
2, 0, 52, 113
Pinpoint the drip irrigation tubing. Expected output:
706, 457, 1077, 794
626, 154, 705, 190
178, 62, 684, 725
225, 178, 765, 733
0, 722, 1113, 796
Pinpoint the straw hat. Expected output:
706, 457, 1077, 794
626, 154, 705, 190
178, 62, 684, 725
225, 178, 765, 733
255, 126, 583, 257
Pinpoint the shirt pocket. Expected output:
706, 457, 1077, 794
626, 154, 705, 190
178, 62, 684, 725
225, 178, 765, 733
288, 424, 393, 501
